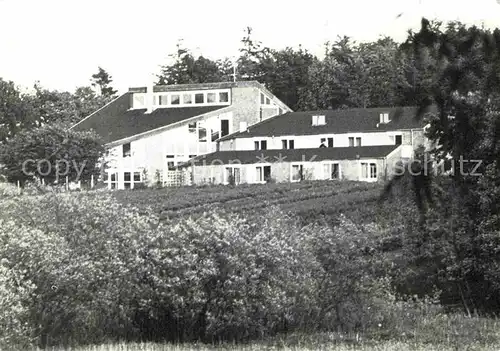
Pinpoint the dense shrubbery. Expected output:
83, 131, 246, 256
0, 191, 441, 349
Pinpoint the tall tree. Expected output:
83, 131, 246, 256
0, 78, 37, 143
29, 84, 113, 128
157, 40, 232, 85
381, 18, 500, 313
262, 46, 316, 111
91, 67, 117, 98
235, 28, 316, 110
299, 36, 408, 110
237, 27, 273, 81
73, 86, 113, 122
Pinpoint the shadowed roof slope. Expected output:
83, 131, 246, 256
71, 92, 226, 144
219, 105, 436, 141
178, 145, 399, 167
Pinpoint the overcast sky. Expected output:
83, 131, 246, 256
1, 0, 500, 93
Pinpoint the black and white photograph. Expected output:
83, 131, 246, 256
1, 0, 500, 350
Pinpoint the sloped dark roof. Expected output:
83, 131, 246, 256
72, 92, 226, 144
219, 105, 436, 141
179, 145, 399, 167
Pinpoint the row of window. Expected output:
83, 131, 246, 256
224, 162, 377, 184
107, 161, 377, 189
253, 137, 349, 150
107, 171, 141, 189
348, 137, 362, 147
132, 90, 230, 109
290, 163, 341, 182
154, 91, 229, 106
251, 134, 403, 151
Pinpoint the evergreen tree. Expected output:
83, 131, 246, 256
91, 67, 118, 98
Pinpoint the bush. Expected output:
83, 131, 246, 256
0, 240, 36, 349
0, 193, 157, 347
0, 182, 20, 197
0, 192, 442, 349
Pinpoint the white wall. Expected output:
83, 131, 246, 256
192, 158, 389, 185
105, 111, 233, 189
220, 130, 414, 151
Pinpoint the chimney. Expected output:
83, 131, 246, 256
146, 83, 154, 114
239, 121, 248, 133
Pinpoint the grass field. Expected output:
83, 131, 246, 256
110, 180, 385, 223
28, 322, 500, 351
28, 342, 500, 351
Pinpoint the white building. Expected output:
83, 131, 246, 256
71, 81, 292, 189
178, 106, 436, 185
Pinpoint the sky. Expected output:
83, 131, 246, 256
1, 0, 500, 94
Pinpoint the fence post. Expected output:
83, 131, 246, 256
66, 176, 69, 191
91, 174, 95, 189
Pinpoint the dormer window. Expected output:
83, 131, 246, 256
159, 95, 168, 105
183, 94, 193, 104
207, 93, 216, 103
171, 94, 180, 105
219, 92, 229, 103
132, 94, 146, 109
312, 115, 326, 126
145, 89, 231, 109
379, 113, 390, 124
195, 93, 204, 104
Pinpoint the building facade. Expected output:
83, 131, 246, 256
179, 106, 435, 185
186, 146, 404, 185
71, 81, 292, 189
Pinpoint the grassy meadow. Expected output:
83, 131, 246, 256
109, 180, 385, 224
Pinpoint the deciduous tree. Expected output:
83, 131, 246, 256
0, 78, 37, 143
157, 40, 232, 85
0, 124, 105, 185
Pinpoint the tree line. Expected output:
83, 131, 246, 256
156, 26, 437, 112
0, 67, 117, 142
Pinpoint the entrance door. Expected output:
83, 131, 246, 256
263, 166, 271, 182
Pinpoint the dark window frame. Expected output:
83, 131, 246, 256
123, 143, 131, 158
